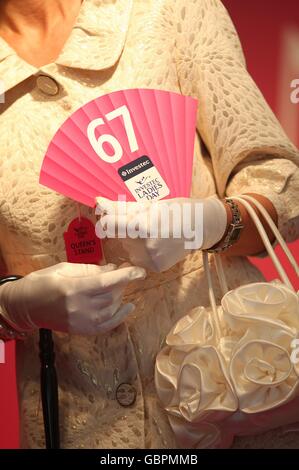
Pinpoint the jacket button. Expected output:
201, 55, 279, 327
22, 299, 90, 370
36, 74, 60, 96
116, 383, 137, 407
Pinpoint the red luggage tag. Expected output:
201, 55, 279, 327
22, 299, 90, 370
64, 216, 103, 264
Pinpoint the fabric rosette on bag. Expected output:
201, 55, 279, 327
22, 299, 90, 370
155, 195, 299, 448
155, 306, 238, 448
221, 281, 299, 413
228, 327, 299, 413
222, 280, 299, 335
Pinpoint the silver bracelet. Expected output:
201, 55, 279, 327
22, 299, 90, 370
0, 276, 28, 341
205, 198, 244, 253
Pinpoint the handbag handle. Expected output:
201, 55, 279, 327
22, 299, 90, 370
202, 250, 222, 340
230, 195, 297, 292
203, 194, 298, 325
238, 194, 299, 278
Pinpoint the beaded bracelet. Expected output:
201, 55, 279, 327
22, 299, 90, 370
0, 314, 28, 341
0, 276, 28, 341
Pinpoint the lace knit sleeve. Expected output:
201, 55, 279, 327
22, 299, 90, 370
226, 155, 299, 243
175, 0, 299, 200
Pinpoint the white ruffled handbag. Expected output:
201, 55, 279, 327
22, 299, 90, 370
155, 195, 299, 448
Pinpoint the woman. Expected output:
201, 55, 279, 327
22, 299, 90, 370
0, 0, 298, 449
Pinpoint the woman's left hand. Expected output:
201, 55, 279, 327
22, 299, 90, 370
95, 196, 228, 272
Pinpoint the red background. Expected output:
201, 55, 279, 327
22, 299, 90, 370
0, 0, 298, 448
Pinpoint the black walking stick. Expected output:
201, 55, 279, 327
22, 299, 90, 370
39, 328, 60, 449
0, 274, 60, 449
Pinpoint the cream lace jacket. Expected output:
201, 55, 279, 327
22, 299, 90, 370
0, 0, 298, 449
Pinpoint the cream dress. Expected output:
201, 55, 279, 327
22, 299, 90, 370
0, 0, 298, 449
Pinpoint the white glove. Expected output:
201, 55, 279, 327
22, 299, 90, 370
0, 262, 146, 335
95, 197, 227, 272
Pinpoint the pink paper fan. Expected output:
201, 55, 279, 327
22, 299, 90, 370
39, 89, 198, 207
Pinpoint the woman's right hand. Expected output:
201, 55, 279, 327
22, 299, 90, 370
0, 262, 146, 335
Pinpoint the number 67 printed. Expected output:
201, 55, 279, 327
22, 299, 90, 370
87, 105, 139, 164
